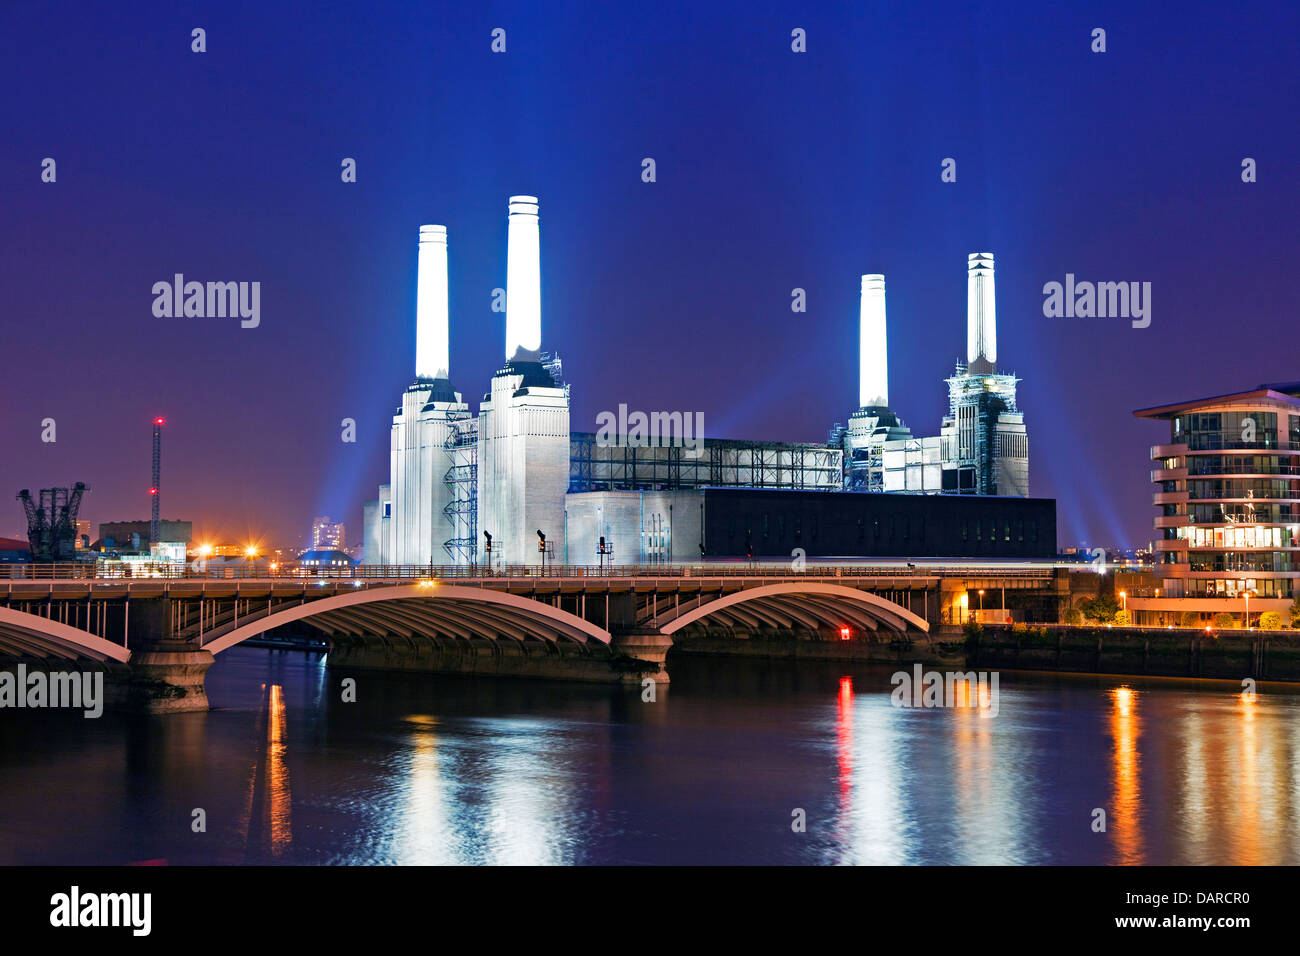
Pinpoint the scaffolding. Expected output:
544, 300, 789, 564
569, 433, 842, 493
442, 414, 478, 563
943, 362, 1021, 495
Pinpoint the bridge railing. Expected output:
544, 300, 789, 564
0, 561, 1059, 581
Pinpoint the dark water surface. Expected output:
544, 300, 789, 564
2, 646, 1298, 865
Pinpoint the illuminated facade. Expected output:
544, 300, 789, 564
1130, 383, 1300, 625
367, 194, 843, 567
875, 253, 1030, 496
365, 211, 1036, 567
310, 516, 345, 550
833, 274, 914, 491
385, 223, 470, 565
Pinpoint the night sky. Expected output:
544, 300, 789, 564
2, 0, 1296, 551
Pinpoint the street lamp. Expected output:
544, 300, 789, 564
1244, 588, 1257, 629
1120, 590, 1127, 612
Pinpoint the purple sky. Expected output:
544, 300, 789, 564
2, 0, 1296, 551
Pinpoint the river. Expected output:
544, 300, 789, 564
1, 646, 1296, 865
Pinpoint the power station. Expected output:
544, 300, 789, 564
841, 252, 1030, 497
366, 198, 1045, 565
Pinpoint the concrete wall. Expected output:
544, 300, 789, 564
362, 499, 380, 565
565, 491, 643, 564
970, 623, 1300, 681
478, 369, 570, 565
565, 489, 705, 564
389, 384, 468, 564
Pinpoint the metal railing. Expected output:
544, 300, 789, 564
0, 561, 1062, 582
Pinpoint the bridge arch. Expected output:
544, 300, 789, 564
202, 584, 613, 655
661, 582, 929, 637
0, 607, 132, 663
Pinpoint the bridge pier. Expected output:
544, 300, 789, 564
116, 641, 214, 714
609, 628, 673, 684
108, 601, 214, 714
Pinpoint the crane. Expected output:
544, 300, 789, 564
151, 417, 164, 548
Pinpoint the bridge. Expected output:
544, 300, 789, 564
0, 563, 1066, 713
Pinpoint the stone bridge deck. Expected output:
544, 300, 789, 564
0, 565, 1066, 712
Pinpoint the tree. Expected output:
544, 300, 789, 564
1260, 611, 1284, 630
1079, 593, 1120, 624
1113, 610, 1131, 626
1212, 612, 1237, 630
1179, 611, 1200, 628
1064, 607, 1084, 625
1291, 596, 1300, 628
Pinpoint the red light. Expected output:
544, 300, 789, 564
839, 626, 851, 641
154, 417, 165, 425
149, 488, 158, 495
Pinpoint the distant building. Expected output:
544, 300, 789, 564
297, 548, 355, 568
99, 519, 192, 549
1058, 545, 1152, 568
75, 520, 91, 549
1129, 382, 1300, 626
193, 544, 249, 558
311, 516, 345, 551
0, 537, 31, 564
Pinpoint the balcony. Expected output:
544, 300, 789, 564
1154, 539, 1188, 552
1186, 440, 1300, 453
1151, 443, 1189, 460
1187, 491, 1300, 503
1153, 491, 1189, 505
1153, 515, 1190, 529
1187, 465, 1300, 478
1151, 467, 1188, 482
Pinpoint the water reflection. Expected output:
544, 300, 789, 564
236, 682, 292, 860
1109, 686, 1143, 864
4, 648, 1300, 864
395, 715, 455, 865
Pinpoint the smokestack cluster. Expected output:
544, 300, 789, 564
506, 195, 542, 361
415, 224, 450, 381
966, 252, 996, 371
858, 274, 888, 409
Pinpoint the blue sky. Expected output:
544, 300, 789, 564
2, 0, 1296, 548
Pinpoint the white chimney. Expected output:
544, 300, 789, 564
966, 252, 996, 369
415, 224, 450, 380
859, 274, 888, 408
505, 195, 541, 361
